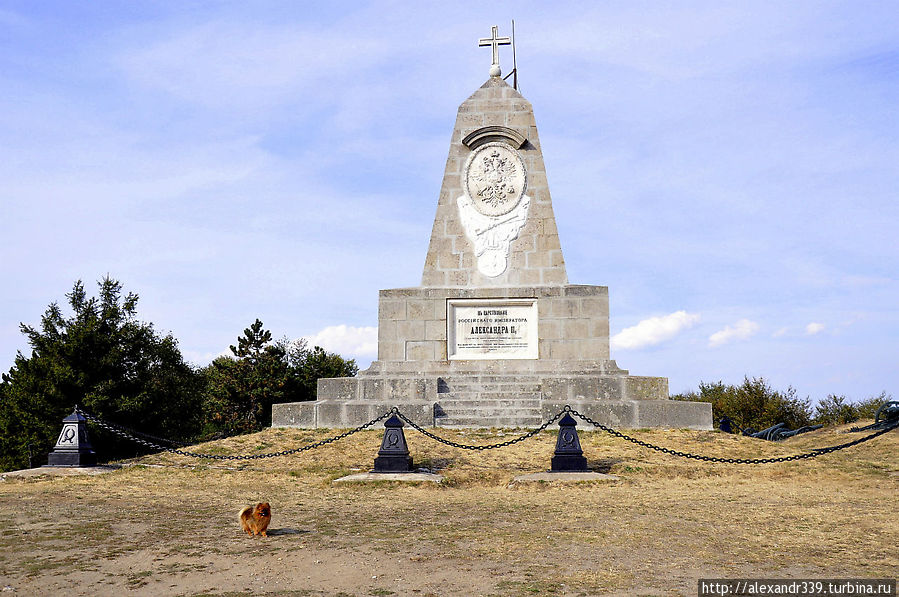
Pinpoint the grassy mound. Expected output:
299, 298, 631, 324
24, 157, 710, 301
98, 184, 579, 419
1, 423, 896, 596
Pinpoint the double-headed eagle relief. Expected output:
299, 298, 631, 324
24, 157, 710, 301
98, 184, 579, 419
469, 148, 520, 214
458, 142, 530, 277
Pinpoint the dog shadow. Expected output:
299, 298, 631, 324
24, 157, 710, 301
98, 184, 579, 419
266, 528, 310, 536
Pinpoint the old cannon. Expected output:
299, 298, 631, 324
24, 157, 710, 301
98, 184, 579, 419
743, 422, 823, 441
849, 400, 899, 433
874, 401, 899, 428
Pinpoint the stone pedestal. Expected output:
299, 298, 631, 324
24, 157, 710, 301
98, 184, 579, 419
272, 73, 711, 431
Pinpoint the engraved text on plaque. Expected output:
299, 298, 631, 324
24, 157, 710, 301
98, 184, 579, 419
447, 298, 538, 360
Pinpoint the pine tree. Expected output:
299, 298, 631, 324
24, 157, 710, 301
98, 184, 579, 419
202, 319, 292, 436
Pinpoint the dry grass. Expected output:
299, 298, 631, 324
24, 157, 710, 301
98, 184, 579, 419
0, 421, 896, 596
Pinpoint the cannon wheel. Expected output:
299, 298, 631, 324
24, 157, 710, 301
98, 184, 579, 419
874, 401, 899, 425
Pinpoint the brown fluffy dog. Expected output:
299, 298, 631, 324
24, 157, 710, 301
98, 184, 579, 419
239, 502, 271, 537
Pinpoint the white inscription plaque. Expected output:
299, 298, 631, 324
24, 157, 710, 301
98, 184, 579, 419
447, 298, 538, 360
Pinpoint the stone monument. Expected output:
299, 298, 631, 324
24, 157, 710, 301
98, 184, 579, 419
272, 27, 712, 430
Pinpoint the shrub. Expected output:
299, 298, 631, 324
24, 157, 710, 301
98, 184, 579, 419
813, 395, 859, 426
854, 392, 892, 421
672, 376, 812, 432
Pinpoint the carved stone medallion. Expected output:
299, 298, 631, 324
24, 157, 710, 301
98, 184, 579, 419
463, 142, 527, 217
458, 142, 530, 278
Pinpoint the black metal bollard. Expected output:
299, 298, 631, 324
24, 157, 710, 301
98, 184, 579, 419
718, 416, 733, 434
551, 412, 589, 472
372, 414, 413, 473
45, 408, 97, 467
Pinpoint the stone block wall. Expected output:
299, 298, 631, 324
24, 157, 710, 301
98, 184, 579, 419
421, 77, 568, 288
376, 284, 610, 363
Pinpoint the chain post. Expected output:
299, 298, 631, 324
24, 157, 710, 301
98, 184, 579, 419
551, 410, 589, 472
46, 408, 98, 468
71, 405, 899, 467
372, 413, 413, 473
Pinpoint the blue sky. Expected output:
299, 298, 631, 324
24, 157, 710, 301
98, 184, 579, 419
1, 2, 896, 402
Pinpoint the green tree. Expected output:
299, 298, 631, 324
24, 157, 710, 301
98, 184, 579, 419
282, 338, 358, 401
854, 391, 892, 421
813, 391, 892, 426
0, 278, 202, 471
201, 327, 359, 436
201, 319, 295, 436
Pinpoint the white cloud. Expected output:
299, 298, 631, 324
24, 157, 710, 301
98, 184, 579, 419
182, 348, 232, 366
708, 319, 759, 348
772, 327, 789, 338
611, 310, 700, 350
303, 325, 378, 358
805, 322, 825, 335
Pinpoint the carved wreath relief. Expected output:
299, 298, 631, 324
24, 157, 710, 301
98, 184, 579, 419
457, 142, 530, 277
54, 423, 79, 448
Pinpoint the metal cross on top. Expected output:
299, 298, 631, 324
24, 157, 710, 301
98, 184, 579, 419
479, 25, 511, 77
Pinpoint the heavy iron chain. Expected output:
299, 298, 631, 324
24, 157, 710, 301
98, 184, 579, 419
74, 404, 898, 464
92, 417, 191, 448
566, 406, 899, 464
74, 406, 393, 461
395, 408, 565, 450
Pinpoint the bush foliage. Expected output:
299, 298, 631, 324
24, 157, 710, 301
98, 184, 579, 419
671, 377, 812, 431
813, 391, 892, 426
672, 378, 892, 432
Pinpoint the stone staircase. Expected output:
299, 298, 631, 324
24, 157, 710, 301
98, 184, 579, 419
434, 377, 544, 428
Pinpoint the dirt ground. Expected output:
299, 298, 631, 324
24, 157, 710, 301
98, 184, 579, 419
0, 421, 896, 596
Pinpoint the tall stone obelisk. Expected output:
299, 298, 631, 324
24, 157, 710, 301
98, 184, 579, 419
272, 26, 711, 430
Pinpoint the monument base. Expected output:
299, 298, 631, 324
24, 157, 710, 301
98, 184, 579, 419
272, 396, 710, 430
45, 449, 97, 468
271, 359, 711, 430
272, 283, 711, 430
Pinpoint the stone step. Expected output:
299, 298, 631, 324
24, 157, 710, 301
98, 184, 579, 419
440, 404, 543, 417
433, 385, 545, 428
439, 391, 542, 400
439, 382, 542, 393
437, 398, 542, 409
435, 415, 544, 428
438, 375, 541, 384
437, 376, 541, 392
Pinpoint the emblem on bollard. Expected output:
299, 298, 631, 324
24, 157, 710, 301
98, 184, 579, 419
372, 414, 413, 473
550, 413, 589, 472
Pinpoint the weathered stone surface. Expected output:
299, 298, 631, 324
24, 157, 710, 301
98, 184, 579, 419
636, 400, 712, 430
625, 376, 669, 401
332, 472, 443, 484
271, 401, 316, 427
421, 77, 568, 288
543, 401, 638, 428
512, 472, 619, 483
273, 401, 432, 429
